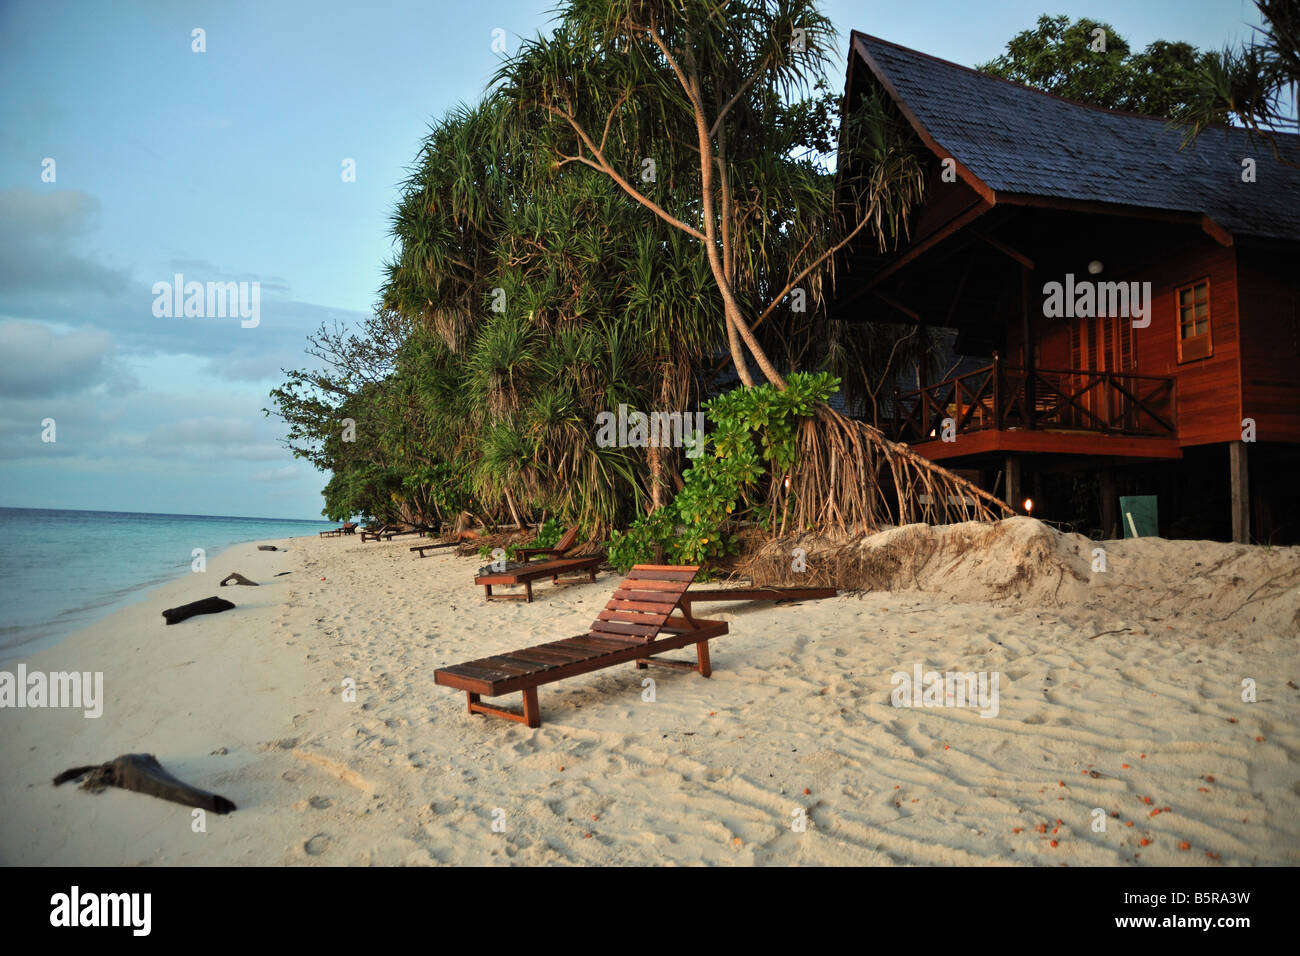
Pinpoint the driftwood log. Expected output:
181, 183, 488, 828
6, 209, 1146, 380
54, 753, 236, 814
219, 572, 258, 587
257, 545, 278, 551
162, 596, 235, 625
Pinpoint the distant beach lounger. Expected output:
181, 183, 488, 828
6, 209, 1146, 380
410, 528, 484, 557
361, 524, 399, 542
436, 565, 727, 727
475, 554, 602, 601
514, 525, 580, 562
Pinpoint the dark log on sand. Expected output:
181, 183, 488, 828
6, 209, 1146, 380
54, 753, 236, 814
162, 596, 235, 625
219, 572, 258, 587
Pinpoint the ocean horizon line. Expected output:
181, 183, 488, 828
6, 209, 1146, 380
0, 505, 331, 524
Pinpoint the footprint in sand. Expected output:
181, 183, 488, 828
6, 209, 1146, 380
309, 796, 332, 809
304, 834, 331, 855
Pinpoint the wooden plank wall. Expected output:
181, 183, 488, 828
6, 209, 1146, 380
1013, 238, 1242, 447
1236, 246, 1300, 444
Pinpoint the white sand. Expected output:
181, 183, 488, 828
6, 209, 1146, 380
1, 521, 1297, 866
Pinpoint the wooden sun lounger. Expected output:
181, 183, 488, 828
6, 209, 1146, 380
475, 555, 602, 601
679, 587, 837, 613
411, 529, 485, 557
361, 524, 398, 542
436, 565, 727, 727
515, 525, 580, 562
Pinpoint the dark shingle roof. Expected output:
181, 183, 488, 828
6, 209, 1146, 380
852, 32, 1300, 242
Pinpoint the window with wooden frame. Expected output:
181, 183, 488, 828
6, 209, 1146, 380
1176, 279, 1212, 361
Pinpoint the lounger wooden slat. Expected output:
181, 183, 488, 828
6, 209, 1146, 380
478, 657, 539, 676
499, 651, 564, 668
517, 646, 592, 664
590, 619, 662, 638
611, 590, 682, 606
627, 567, 699, 582
621, 577, 698, 591
492, 653, 558, 672
606, 598, 680, 614
436, 565, 728, 727
595, 616, 665, 632
444, 662, 519, 682
557, 636, 632, 653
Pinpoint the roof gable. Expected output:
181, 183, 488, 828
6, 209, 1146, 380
850, 32, 1300, 242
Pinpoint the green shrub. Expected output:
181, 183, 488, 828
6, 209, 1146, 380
606, 372, 839, 575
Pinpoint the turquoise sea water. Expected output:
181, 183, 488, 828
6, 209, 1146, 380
0, 507, 334, 660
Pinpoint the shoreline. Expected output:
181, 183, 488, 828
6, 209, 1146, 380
2, 524, 1297, 866
0, 510, 336, 665
0, 535, 318, 865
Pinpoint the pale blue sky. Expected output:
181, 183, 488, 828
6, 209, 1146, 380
0, 0, 1267, 518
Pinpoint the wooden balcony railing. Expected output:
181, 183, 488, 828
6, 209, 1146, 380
891, 355, 1176, 445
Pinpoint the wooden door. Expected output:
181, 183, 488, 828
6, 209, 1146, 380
1070, 315, 1134, 429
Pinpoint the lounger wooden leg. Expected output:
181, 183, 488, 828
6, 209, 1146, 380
522, 687, 540, 728
483, 584, 492, 599
466, 690, 541, 726
524, 581, 533, 602
696, 640, 712, 678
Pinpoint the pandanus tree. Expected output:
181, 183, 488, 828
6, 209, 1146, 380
495, 0, 1011, 530
1182, 0, 1299, 164
376, 91, 728, 530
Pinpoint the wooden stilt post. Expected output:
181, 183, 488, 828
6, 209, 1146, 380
1006, 455, 1023, 513
1099, 468, 1118, 539
1230, 442, 1250, 544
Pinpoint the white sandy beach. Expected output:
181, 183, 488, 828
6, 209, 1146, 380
2, 520, 1297, 866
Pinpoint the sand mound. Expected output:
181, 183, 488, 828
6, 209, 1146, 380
740, 517, 1300, 634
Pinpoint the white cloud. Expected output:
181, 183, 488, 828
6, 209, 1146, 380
0, 319, 130, 397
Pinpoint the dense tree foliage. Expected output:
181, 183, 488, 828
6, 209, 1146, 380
977, 14, 1226, 121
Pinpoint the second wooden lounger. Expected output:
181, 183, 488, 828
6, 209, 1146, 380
474, 555, 602, 602
435, 565, 727, 728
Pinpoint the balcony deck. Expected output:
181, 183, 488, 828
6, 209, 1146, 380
891, 358, 1182, 462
